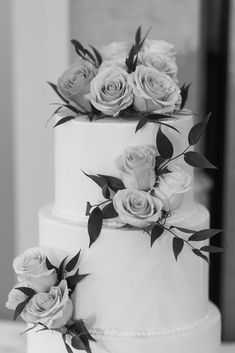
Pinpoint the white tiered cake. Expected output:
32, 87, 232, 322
27, 112, 221, 353
6, 29, 221, 353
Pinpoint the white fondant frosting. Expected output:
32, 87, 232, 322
54, 110, 195, 219
39, 203, 210, 333
27, 302, 221, 353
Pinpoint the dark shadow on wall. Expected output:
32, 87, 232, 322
200, 0, 230, 335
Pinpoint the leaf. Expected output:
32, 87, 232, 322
79, 335, 92, 353
102, 202, 118, 219
71, 39, 85, 58
71, 336, 86, 350
188, 113, 211, 145
90, 45, 103, 66
14, 299, 29, 321
155, 155, 166, 171
62, 334, 73, 353
138, 26, 152, 51
15, 287, 36, 298
66, 270, 89, 291
54, 116, 75, 128
173, 237, 184, 260
184, 151, 217, 169
66, 250, 81, 272
58, 256, 68, 280
200, 245, 224, 253
82, 172, 110, 199
150, 224, 164, 246
156, 126, 174, 159
98, 174, 125, 192
85, 202, 92, 216
171, 226, 194, 234
46, 257, 58, 271
158, 122, 180, 134
192, 249, 209, 264
180, 83, 191, 109
88, 207, 103, 247
47, 82, 69, 104
135, 118, 148, 132
135, 26, 141, 46
188, 228, 222, 241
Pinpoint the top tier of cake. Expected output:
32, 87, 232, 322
54, 110, 194, 220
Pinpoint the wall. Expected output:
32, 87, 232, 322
221, 0, 235, 340
0, 0, 14, 320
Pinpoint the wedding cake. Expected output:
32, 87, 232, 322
6, 28, 222, 353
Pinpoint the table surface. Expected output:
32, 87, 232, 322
0, 320, 234, 353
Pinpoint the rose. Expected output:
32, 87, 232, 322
138, 52, 178, 81
21, 280, 73, 329
113, 189, 163, 227
143, 40, 176, 61
101, 41, 130, 61
57, 59, 96, 111
152, 166, 191, 211
99, 58, 127, 71
5, 282, 35, 311
88, 67, 133, 116
115, 145, 157, 191
13, 247, 57, 292
131, 65, 181, 114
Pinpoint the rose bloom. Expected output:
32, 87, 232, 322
21, 280, 73, 329
13, 247, 57, 292
5, 282, 34, 311
131, 65, 181, 114
57, 59, 96, 111
88, 67, 133, 116
115, 145, 157, 191
99, 58, 127, 71
138, 52, 178, 81
152, 166, 191, 211
143, 39, 176, 61
113, 189, 163, 227
101, 41, 130, 61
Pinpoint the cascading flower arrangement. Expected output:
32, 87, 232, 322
83, 115, 223, 262
47, 26, 191, 128
6, 247, 95, 353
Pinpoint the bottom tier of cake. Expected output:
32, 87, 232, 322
27, 302, 220, 353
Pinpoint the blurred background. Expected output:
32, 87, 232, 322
0, 0, 234, 349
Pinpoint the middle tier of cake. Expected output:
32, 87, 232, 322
39, 202, 209, 334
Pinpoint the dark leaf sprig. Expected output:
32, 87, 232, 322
180, 83, 191, 110
155, 113, 216, 176
71, 39, 102, 68
125, 26, 152, 73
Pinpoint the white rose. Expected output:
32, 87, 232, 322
5, 282, 34, 311
115, 145, 157, 191
99, 58, 127, 71
13, 247, 57, 292
113, 189, 163, 227
57, 59, 96, 111
138, 52, 178, 81
143, 40, 176, 61
131, 65, 181, 114
101, 41, 130, 61
88, 67, 133, 116
21, 280, 73, 329
152, 166, 191, 211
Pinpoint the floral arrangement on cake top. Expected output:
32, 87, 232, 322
47, 26, 191, 128
83, 114, 223, 262
6, 248, 95, 353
